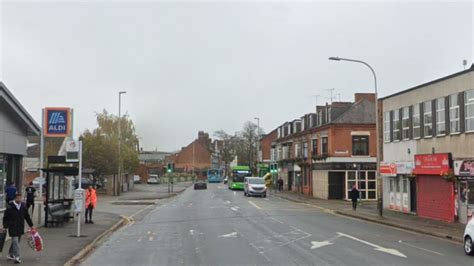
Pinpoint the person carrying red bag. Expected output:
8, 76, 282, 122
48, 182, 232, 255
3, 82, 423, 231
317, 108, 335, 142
85, 185, 97, 224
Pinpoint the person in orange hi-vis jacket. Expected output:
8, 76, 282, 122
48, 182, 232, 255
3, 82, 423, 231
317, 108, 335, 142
85, 185, 97, 224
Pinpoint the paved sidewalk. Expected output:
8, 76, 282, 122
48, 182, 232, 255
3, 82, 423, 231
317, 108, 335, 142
269, 190, 465, 243
0, 182, 192, 266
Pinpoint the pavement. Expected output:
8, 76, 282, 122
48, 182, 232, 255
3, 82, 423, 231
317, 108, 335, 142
269, 189, 466, 243
0, 182, 191, 266
83, 183, 473, 266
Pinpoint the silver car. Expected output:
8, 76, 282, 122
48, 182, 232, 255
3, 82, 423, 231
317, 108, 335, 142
244, 177, 267, 197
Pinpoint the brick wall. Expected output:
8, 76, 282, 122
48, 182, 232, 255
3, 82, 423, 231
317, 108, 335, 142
260, 130, 277, 161
328, 125, 377, 157
416, 175, 454, 223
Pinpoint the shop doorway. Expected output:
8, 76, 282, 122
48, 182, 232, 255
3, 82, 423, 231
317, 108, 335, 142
410, 179, 417, 212
288, 171, 293, 191
328, 172, 345, 199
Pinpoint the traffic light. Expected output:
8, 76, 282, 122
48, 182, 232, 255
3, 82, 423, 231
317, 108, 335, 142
167, 163, 172, 173
270, 164, 278, 174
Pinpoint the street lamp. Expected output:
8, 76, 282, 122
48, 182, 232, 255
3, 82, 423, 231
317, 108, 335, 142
329, 56, 382, 217
118, 91, 127, 196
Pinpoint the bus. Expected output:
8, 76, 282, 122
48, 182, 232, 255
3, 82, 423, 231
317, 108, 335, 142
207, 169, 222, 183
228, 165, 251, 190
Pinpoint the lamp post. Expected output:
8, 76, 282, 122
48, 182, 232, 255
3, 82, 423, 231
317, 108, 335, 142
254, 117, 260, 174
329, 56, 382, 217
118, 91, 127, 196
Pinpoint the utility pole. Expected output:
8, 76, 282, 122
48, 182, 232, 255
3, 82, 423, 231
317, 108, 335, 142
117, 91, 126, 196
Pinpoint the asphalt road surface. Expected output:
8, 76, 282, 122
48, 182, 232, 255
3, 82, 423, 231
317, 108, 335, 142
83, 184, 473, 266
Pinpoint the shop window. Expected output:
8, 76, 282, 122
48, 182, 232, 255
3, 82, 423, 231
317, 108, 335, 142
396, 178, 400, 193
346, 171, 376, 200
0, 155, 5, 209
389, 179, 394, 192
436, 98, 446, 136
413, 103, 421, 139
321, 137, 328, 155
469, 182, 474, 205
465, 89, 474, 132
368, 191, 376, 199
383, 111, 391, 142
352, 136, 369, 156
403, 178, 408, 193
423, 101, 433, 137
450, 94, 460, 134
393, 110, 401, 140
402, 107, 410, 140
460, 182, 468, 204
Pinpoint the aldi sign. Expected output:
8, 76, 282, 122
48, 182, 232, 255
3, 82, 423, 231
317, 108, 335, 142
44, 108, 71, 137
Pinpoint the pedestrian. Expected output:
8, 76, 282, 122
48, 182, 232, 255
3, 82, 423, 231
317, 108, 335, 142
5, 182, 17, 206
85, 185, 97, 224
278, 178, 284, 192
25, 182, 36, 216
3, 193, 34, 264
350, 185, 360, 210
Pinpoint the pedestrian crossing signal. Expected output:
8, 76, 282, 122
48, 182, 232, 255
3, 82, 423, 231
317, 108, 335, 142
270, 164, 278, 174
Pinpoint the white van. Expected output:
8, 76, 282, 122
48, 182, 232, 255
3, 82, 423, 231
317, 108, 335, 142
244, 177, 267, 197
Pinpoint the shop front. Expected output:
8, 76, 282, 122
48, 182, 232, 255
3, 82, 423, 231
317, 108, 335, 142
413, 153, 455, 223
313, 162, 377, 200
454, 160, 474, 224
380, 161, 415, 213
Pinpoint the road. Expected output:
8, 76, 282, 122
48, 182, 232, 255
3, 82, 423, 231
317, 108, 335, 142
83, 184, 472, 266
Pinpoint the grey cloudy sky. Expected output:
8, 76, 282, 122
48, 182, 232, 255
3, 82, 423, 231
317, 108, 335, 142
1, 1, 473, 151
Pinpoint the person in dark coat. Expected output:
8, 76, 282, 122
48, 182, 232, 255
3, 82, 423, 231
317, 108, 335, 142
278, 178, 284, 192
25, 182, 36, 215
3, 193, 34, 264
350, 185, 360, 210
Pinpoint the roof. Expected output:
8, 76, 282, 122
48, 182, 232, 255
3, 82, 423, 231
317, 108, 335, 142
26, 136, 65, 157
332, 98, 375, 124
0, 82, 40, 136
380, 64, 474, 101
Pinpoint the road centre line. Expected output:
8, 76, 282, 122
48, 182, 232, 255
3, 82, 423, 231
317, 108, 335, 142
248, 200, 262, 210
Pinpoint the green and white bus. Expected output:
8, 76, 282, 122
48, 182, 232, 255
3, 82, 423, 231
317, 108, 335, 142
228, 165, 251, 190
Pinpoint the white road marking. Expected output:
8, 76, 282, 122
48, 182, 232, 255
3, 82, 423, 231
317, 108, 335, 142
398, 240, 444, 256
269, 217, 285, 224
189, 230, 195, 236
224, 200, 231, 204
148, 236, 154, 241
231, 207, 239, 212
311, 241, 333, 249
337, 232, 407, 258
219, 232, 237, 238
248, 200, 262, 210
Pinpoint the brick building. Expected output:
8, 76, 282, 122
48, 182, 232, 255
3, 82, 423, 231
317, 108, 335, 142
166, 131, 213, 179
272, 93, 377, 199
259, 129, 277, 163
381, 64, 474, 223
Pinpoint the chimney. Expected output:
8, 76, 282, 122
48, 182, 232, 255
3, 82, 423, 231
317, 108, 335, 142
354, 93, 375, 103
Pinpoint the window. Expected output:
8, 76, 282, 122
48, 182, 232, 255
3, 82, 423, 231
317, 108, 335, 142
327, 107, 332, 123
302, 142, 308, 158
450, 94, 460, 134
423, 101, 433, 137
465, 89, 474, 132
435, 98, 446, 136
312, 139, 318, 156
0, 154, 5, 209
383, 112, 391, 142
413, 103, 421, 139
294, 143, 301, 158
352, 136, 369, 156
321, 137, 328, 155
402, 107, 410, 140
393, 110, 401, 141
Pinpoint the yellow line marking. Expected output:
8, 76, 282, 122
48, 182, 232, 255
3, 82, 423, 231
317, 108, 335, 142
248, 200, 262, 210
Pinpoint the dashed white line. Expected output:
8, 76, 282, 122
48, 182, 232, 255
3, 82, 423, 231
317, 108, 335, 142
248, 200, 262, 210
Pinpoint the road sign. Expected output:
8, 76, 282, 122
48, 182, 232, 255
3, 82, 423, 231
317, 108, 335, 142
66, 139, 79, 162
44, 108, 71, 137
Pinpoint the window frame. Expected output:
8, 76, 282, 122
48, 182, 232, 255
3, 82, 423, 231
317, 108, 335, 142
423, 101, 433, 138
402, 107, 410, 140
413, 103, 421, 139
465, 89, 474, 132
393, 109, 401, 141
311, 139, 318, 157
383, 111, 391, 142
436, 97, 446, 136
449, 93, 460, 134
352, 135, 369, 156
321, 137, 328, 155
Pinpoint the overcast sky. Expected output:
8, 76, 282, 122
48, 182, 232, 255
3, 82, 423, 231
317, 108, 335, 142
1, 1, 473, 151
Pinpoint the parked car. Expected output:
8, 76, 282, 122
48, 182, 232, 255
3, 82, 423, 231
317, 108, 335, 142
133, 175, 141, 184
147, 175, 160, 184
194, 180, 207, 190
244, 177, 266, 197
464, 218, 474, 255
223, 177, 228, 184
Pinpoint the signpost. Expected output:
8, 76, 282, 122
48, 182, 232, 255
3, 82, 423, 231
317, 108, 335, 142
74, 140, 83, 237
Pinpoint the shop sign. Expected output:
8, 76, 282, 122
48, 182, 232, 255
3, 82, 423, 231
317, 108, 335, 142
413, 153, 451, 175
44, 107, 72, 137
380, 163, 397, 176
454, 160, 474, 177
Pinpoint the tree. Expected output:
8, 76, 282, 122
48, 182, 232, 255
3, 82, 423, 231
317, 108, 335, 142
214, 130, 240, 176
80, 110, 140, 181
